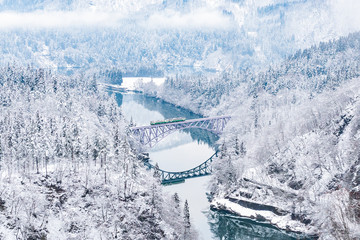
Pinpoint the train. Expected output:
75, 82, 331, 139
150, 117, 186, 125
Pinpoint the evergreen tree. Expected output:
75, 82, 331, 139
183, 200, 191, 239
0, 141, 2, 163
234, 137, 240, 156
129, 117, 135, 127
90, 74, 98, 93
220, 141, 227, 159
173, 193, 180, 210
153, 162, 161, 179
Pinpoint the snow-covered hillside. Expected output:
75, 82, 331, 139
209, 77, 360, 238
142, 32, 360, 238
145, 32, 360, 114
0, 66, 196, 239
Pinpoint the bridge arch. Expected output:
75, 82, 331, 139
131, 116, 230, 183
143, 151, 218, 184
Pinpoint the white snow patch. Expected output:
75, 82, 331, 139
123, 77, 165, 91
212, 198, 317, 235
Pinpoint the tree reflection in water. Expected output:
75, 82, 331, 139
207, 211, 312, 240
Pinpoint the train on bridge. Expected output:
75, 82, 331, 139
150, 117, 186, 125
131, 115, 231, 147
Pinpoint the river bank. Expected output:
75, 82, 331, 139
210, 197, 318, 238
119, 79, 315, 237
103, 78, 312, 239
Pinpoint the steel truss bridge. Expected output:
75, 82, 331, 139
143, 152, 218, 184
130, 115, 231, 148
130, 116, 231, 184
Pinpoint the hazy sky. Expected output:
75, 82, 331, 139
0, 0, 359, 34
0, 10, 125, 29
0, 8, 233, 30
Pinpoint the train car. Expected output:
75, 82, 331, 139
150, 117, 186, 125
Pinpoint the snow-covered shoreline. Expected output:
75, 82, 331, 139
134, 84, 320, 237
210, 197, 318, 237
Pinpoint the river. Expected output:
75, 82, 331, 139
106, 80, 304, 240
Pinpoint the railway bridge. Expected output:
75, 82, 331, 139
130, 115, 231, 148
142, 151, 218, 184
130, 116, 231, 184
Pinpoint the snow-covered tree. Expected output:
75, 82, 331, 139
183, 199, 191, 239
0, 65, 193, 239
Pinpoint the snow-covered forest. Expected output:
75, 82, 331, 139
141, 32, 360, 238
0, 66, 196, 239
1, 0, 360, 239
142, 32, 360, 115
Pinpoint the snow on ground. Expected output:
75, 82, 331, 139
99, 77, 165, 91
123, 77, 165, 91
211, 197, 317, 235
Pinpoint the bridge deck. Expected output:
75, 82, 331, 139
130, 115, 231, 130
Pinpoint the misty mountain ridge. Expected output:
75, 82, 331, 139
0, 0, 359, 76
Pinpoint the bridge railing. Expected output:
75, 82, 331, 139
130, 115, 231, 131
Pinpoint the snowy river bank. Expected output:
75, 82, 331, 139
105, 79, 308, 239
